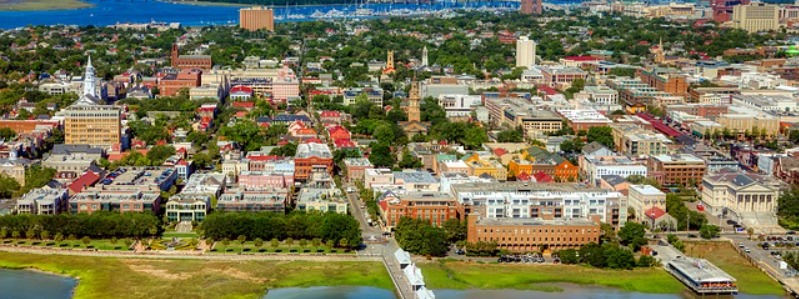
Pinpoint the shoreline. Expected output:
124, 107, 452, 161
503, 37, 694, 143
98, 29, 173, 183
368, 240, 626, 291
0, 0, 93, 12
0, 251, 394, 299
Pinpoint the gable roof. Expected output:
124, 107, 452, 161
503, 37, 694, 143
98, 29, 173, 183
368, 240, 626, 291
582, 141, 609, 156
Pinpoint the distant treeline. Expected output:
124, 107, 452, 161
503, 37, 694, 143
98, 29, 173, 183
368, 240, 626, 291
0, 212, 161, 239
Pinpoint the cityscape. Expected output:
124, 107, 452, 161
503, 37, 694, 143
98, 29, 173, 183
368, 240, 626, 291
4, 0, 799, 298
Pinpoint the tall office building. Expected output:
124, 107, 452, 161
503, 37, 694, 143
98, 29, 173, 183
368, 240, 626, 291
64, 57, 121, 149
515, 36, 537, 68
732, 3, 779, 33
239, 6, 275, 32
520, 0, 542, 15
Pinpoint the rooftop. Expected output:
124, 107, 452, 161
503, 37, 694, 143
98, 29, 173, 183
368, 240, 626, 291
296, 142, 333, 159
475, 216, 598, 227
630, 184, 666, 196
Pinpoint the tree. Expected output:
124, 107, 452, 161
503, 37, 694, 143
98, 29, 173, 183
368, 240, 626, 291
398, 150, 423, 169
338, 237, 348, 248
746, 227, 755, 240
11, 230, 19, 239
586, 126, 614, 148
270, 142, 298, 157
81, 236, 91, 248
299, 239, 308, 251
270, 238, 280, 250
110, 237, 118, 249
25, 228, 36, 240
559, 249, 580, 264
600, 223, 617, 244
146, 145, 176, 165
0, 127, 16, 140
312, 238, 322, 249
124, 239, 133, 250
496, 129, 524, 143
699, 224, 720, 239
192, 153, 213, 170
395, 217, 449, 256
54, 233, 64, 246
237, 235, 247, 252
618, 222, 647, 252
369, 142, 395, 167
220, 238, 230, 252
254, 238, 264, 250
374, 123, 396, 145
40, 230, 50, 241
442, 219, 467, 243
637, 255, 658, 267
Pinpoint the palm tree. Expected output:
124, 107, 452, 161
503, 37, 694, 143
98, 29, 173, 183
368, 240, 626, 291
25, 228, 36, 240
0, 228, 6, 241
54, 233, 64, 246
81, 236, 91, 248
39, 230, 50, 242
237, 235, 247, 253
339, 238, 349, 249
11, 230, 20, 240
312, 238, 322, 251
299, 239, 308, 252
110, 237, 118, 249
285, 237, 294, 251
221, 238, 230, 253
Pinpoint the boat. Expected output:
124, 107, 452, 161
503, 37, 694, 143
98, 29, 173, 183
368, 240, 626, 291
310, 10, 325, 18
287, 14, 306, 20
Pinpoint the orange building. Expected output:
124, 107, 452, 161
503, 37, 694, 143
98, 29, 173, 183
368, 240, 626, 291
467, 213, 601, 253
239, 6, 275, 32
0, 120, 59, 134
294, 142, 334, 181
158, 69, 202, 97
639, 68, 689, 97
378, 191, 458, 230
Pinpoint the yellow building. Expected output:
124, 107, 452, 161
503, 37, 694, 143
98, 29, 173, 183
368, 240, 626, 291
64, 105, 121, 149
716, 114, 779, 137
463, 154, 507, 181
239, 6, 275, 31
732, 3, 779, 33
508, 159, 534, 177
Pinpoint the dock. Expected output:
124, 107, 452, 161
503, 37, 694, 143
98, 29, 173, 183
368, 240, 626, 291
650, 244, 738, 295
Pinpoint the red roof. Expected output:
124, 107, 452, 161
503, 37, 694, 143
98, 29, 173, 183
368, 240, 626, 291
636, 113, 683, 138
176, 159, 189, 166
334, 139, 356, 149
230, 85, 253, 94
232, 101, 255, 109
69, 171, 100, 193
320, 110, 341, 118
516, 172, 531, 182
563, 55, 600, 62
493, 148, 507, 157
533, 171, 553, 183
645, 206, 667, 220
303, 138, 324, 144
537, 85, 558, 96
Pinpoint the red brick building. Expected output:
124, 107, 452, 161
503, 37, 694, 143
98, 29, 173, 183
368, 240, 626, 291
158, 69, 202, 97
171, 44, 212, 70
466, 213, 601, 253
294, 142, 333, 181
378, 191, 458, 230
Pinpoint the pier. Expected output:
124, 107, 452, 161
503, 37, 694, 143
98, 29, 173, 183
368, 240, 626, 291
649, 244, 738, 295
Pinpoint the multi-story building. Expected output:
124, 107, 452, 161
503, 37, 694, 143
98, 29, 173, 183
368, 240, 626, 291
158, 69, 202, 97
648, 154, 707, 186
69, 190, 161, 214
63, 104, 121, 149
294, 142, 333, 181
170, 44, 212, 70
467, 213, 600, 253
516, 36, 536, 68
639, 68, 689, 97
296, 172, 348, 214
556, 109, 613, 131
44, 144, 104, 180
716, 109, 780, 138
239, 6, 275, 31
238, 171, 294, 190
701, 169, 780, 220
343, 157, 374, 183
365, 168, 394, 188
575, 85, 619, 105
0, 158, 30, 186
539, 66, 589, 89
438, 94, 483, 120
165, 194, 210, 222
732, 3, 779, 33
217, 189, 288, 213
15, 188, 69, 215
580, 155, 648, 185
378, 191, 458, 229
627, 185, 666, 222
452, 182, 627, 229
610, 124, 672, 156
92, 167, 177, 193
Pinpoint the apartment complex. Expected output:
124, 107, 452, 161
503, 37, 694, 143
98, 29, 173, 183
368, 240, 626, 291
239, 6, 275, 31
610, 124, 672, 156
294, 142, 333, 181
627, 185, 667, 222
516, 36, 536, 68
451, 182, 627, 229
15, 188, 69, 215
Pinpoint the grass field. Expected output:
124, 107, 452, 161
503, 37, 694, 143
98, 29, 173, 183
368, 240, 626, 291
418, 260, 685, 294
0, 0, 92, 11
3, 239, 133, 251
0, 252, 393, 299
684, 241, 785, 295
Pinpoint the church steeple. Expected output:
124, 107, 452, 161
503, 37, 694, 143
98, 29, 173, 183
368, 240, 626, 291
83, 55, 97, 99
407, 80, 420, 123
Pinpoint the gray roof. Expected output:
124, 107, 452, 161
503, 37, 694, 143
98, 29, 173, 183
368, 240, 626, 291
393, 171, 437, 184
582, 141, 609, 156
52, 144, 104, 156
601, 175, 626, 186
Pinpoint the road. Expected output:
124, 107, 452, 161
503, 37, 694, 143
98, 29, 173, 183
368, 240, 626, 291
715, 235, 799, 296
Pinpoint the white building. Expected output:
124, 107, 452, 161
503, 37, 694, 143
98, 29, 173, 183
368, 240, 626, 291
581, 156, 648, 185
515, 36, 536, 68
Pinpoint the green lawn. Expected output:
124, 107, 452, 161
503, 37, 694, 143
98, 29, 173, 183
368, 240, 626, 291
0, 0, 92, 11
163, 231, 199, 239
0, 252, 392, 299
418, 260, 684, 294
684, 241, 785, 295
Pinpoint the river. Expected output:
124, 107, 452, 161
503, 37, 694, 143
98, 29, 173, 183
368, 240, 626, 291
0, 0, 523, 29
0, 268, 77, 299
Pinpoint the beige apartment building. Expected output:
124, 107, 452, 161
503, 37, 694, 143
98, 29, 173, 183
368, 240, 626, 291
240, 6, 275, 31
732, 4, 779, 33
64, 105, 122, 148
627, 184, 667, 221
715, 114, 780, 137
